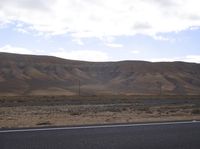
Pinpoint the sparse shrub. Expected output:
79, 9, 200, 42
122, 107, 127, 111
107, 107, 121, 112
36, 121, 51, 125
191, 109, 200, 114
68, 109, 82, 116
137, 107, 149, 112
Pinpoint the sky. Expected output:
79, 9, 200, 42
0, 0, 200, 63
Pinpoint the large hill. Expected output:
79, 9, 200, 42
0, 52, 200, 96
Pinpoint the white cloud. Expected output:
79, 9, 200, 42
0, 45, 33, 54
0, 44, 45, 55
105, 43, 123, 48
131, 50, 140, 54
0, 45, 199, 63
51, 50, 110, 62
184, 55, 200, 63
72, 38, 84, 46
0, 0, 200, 40
14, 28, 29, 34
150, 55, 200, 63
0, 45, 110, 62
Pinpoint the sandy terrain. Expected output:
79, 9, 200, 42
0, 95, 200, 128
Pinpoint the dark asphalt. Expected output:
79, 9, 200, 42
0, 121, 200, 149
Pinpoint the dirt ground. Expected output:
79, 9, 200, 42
0, 95, 200, 128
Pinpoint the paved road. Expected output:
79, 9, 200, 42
0, 121, 200, 149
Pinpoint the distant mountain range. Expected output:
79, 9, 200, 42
0, 52, 200, 96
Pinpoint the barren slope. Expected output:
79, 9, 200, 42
0, 52, 200, 95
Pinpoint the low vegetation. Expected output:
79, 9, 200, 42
0, 95, 200, 128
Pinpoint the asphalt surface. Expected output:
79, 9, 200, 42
0, 121, 200, 149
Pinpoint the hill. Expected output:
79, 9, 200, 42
0, 52, 200, 96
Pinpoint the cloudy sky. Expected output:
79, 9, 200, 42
0, 0, 200, 62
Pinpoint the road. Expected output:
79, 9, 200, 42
0, 121, 200, 149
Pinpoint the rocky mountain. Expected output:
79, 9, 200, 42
0, 52, 200, 96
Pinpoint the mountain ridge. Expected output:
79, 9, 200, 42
0, 52, 200, 96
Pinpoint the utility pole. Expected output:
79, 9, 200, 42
157, 81, 162, 95
78, 79, 81, 96
158, 82, 162, 95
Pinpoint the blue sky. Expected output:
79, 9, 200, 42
0, 0, 200, 63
